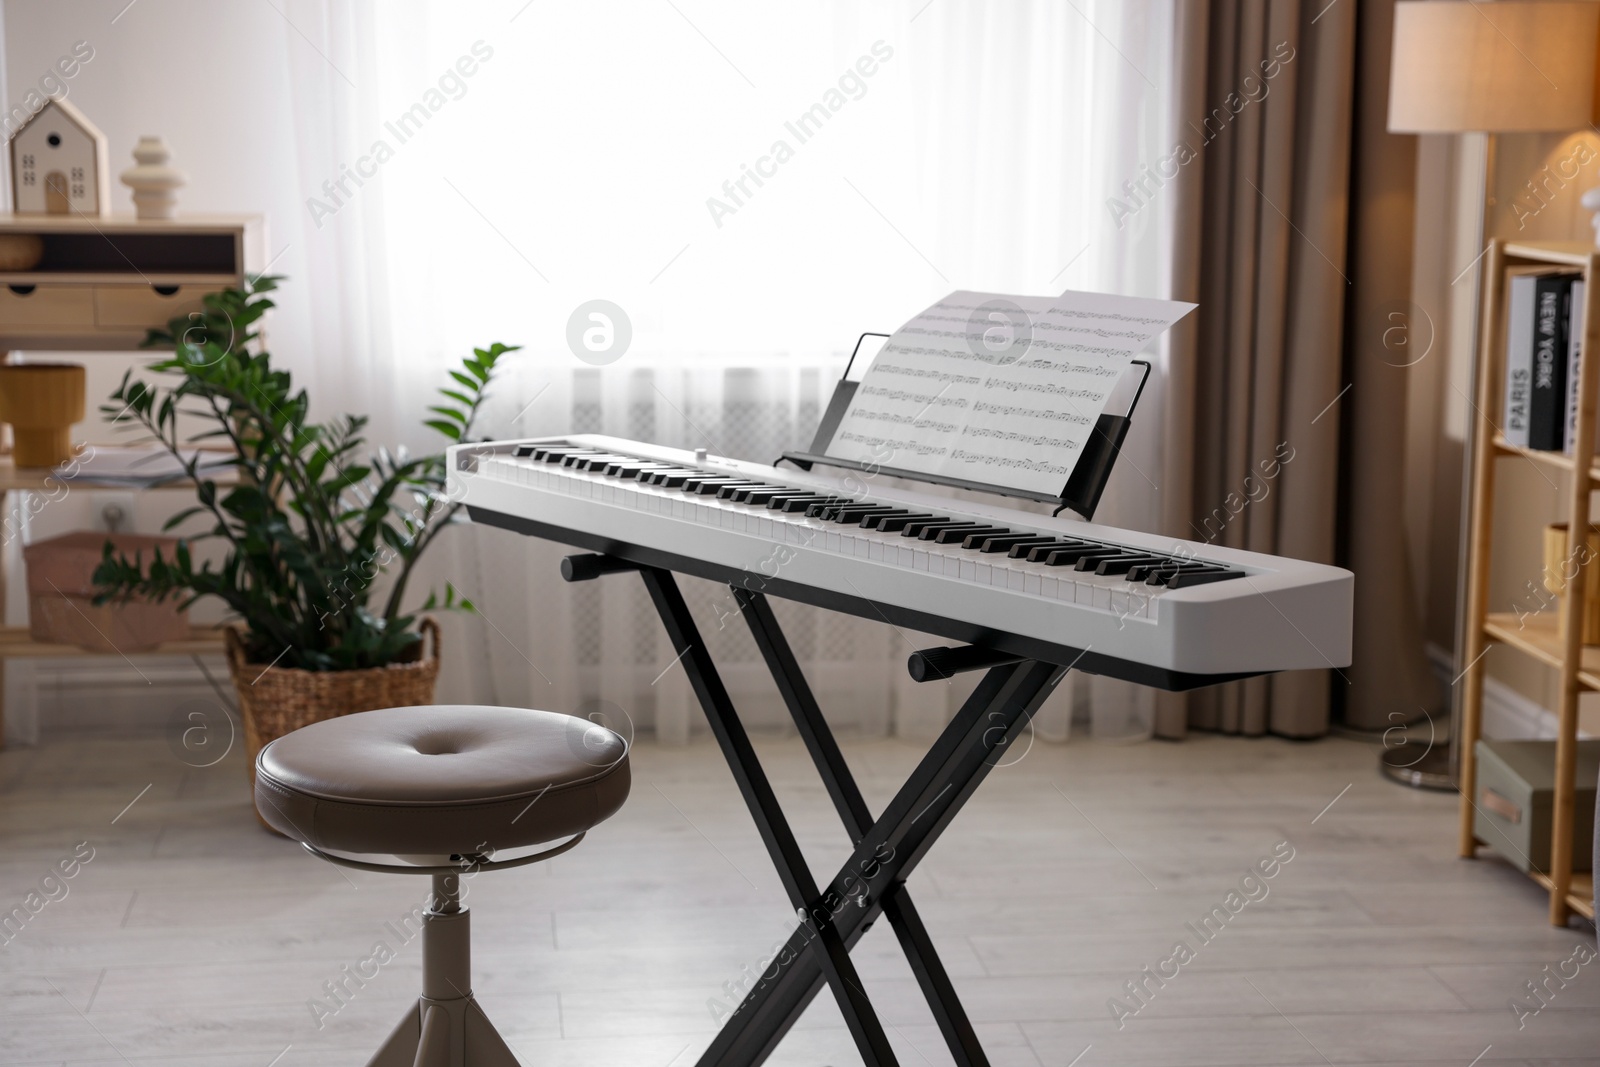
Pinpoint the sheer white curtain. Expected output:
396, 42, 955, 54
274, 0, 1182, 741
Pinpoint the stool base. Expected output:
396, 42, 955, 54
368, 997, 522, 1067
365, 874, 523, 1067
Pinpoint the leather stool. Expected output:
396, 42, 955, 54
255, 704, 630, 1067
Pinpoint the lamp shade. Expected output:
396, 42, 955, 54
1389, 1, 1600, 132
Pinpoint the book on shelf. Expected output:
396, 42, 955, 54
1530, 273, 1575, 450
1566, 279, 1586, 454
1503, 267, 1581, 451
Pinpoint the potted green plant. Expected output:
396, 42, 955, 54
92, 275, 518, 817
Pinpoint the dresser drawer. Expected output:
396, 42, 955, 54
0, 285, 94, 326
94, 284, 207, 329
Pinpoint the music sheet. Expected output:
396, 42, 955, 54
828, 289, 1196, 497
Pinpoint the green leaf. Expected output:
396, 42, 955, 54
426, 405, 468, 425
423, 419, 461, 441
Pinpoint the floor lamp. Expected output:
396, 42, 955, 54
1384, 1, 1600, 789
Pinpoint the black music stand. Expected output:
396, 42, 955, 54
505, 333, 1162, 1067
779, 331, 1152, 522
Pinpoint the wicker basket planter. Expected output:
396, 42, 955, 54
226, 618, 441, 831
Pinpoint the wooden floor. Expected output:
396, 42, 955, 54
1, 727, 1596, 1067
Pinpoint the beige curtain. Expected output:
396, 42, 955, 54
1156, 0, 1428, 737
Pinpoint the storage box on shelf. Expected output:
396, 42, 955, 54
1460, 239, 1600, 925
0, 214, 261, 748
0, 455, 236, 746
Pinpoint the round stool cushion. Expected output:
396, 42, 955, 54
254, 705, 630, 856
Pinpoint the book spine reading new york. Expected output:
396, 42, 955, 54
1530, 274, 1575, 451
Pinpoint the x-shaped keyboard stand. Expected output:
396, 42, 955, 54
565, 553, 1067, 1067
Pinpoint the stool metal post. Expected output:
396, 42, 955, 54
422, 873, 471, 1003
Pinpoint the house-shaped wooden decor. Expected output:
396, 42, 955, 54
8, 98, 109, 216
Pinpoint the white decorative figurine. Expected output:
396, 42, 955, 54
119, 136, 186, 220
8, 98, 110, 216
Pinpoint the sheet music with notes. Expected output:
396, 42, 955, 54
829, 289, 1196, 496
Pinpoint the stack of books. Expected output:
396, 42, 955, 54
1504, 269, 1586, 452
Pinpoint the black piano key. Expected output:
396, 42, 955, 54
1145, 564, 1214, 586
902, 518, 964, 537
809, 499, 873, 519
1006, 538, 1062, 559
515, 444, 538, 457
1042, 546, 1121, 567
957, 530, 1016, 550
934, 524, 1002, 545
828, 505, 896, 523
736, 488, 799, 505
1075, 553, 1145, 573
605, 461, 657, 477
912, 521, 977, 540
779, 496, 835, 513
1027, 541, 1086, 563
719, 483, 782, 501
682, 475, 742, 492
972, 533, 1048, 553
1166, 568, 1246, 589
620, 465, 677, 480
573, 454, 628, 471
1128, 561, 1181, 582
865, 512, 933, 531
837, 508, 899, 525
857, 509, 914, 528
1041, 543, 1116, 562
767, 493, 825, 510
1092, 555, 1167, 576
747, 488, 804, 503
648, 472, 693, 487
695, 480, 760, 496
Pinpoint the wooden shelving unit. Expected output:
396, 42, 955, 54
1459, 239, 1598, 925
0, 214, 262, 748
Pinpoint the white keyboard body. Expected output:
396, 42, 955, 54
450, 435, 1353, 687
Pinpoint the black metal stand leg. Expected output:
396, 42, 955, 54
637, 567, 901, 1067
734, 588, 991, 1067
692, 646, 1065, 1067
